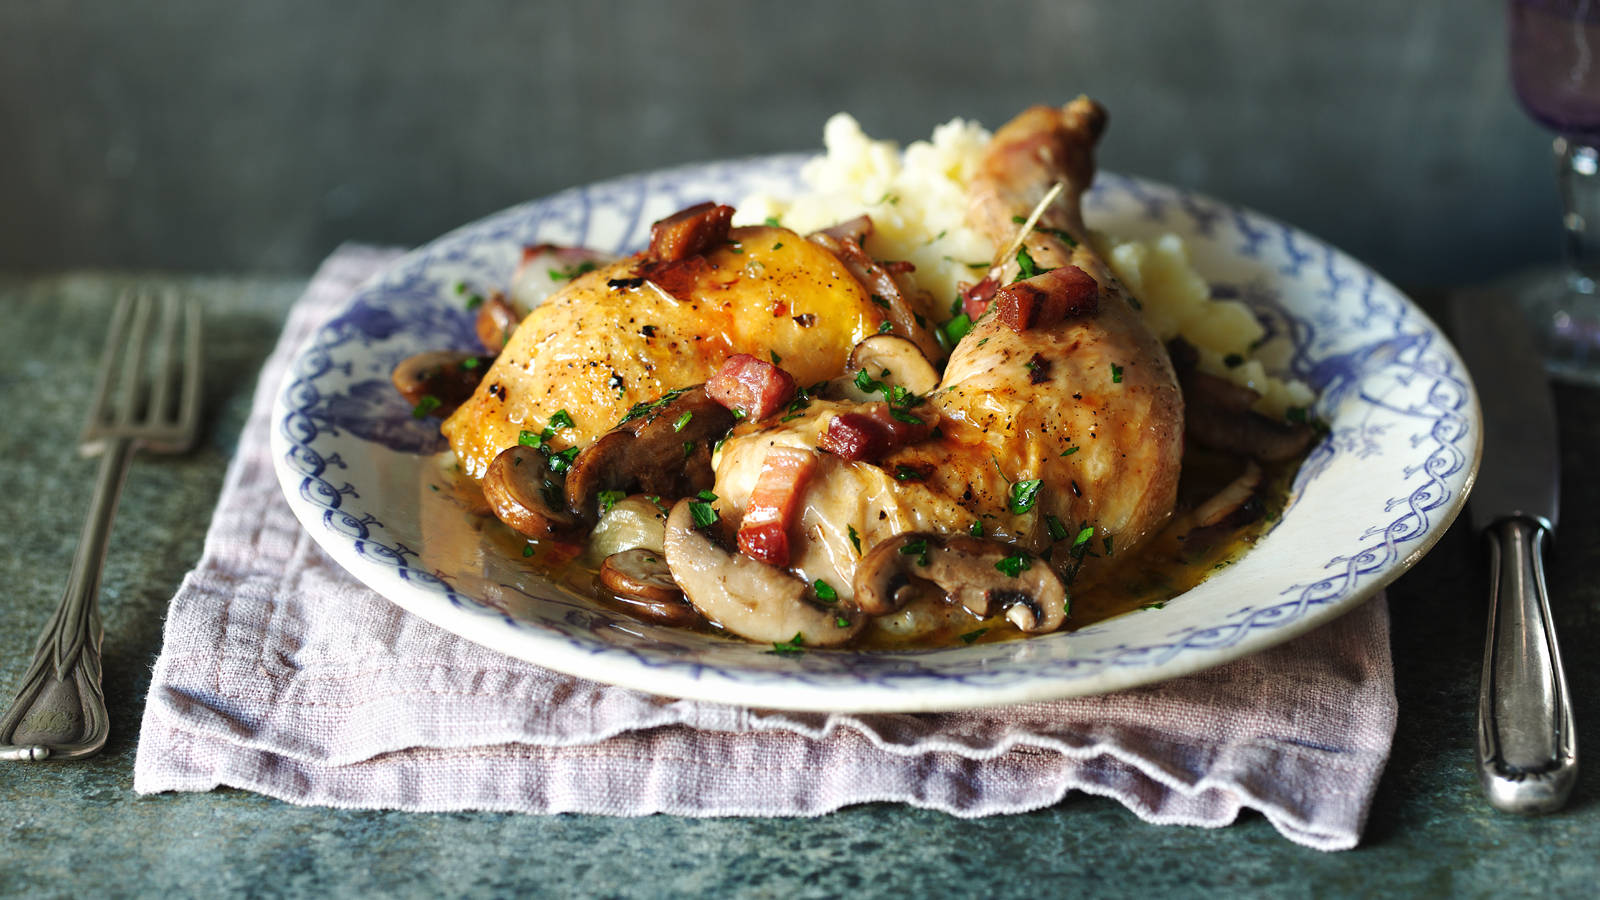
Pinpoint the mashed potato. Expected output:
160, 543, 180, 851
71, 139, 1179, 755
740, 113, 1313, 418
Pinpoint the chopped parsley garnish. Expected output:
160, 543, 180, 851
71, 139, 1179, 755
1141, 601, 1166, 611
764, 216, 782, 228
877, 320, 894, 334
1014, 246, 1054, 281
465, 294, 484, 310
853, 370, 882, 394
894, 465, 924, 482
836, 616, 852, 629
995, 553, 1031, 577
769, 633, 805, 656
1073, 526, 1095, 548
941, 314, 973, 347
673, 411, 693, 432
697, 489, 717, 501
889, 408, 925, 425
773, 242, 784, 249
1286, 406, 1309, 424
597, 490, 625, 516
1110, 364, 1124, 384
549, 409, 575, 430
461, 357, 480, 370
959, 627, 989, 645
549, 260, 598, 282
1008, 479, 1042, 514
899, 538, 930, 566
518, 429, 541, 448
411, 395, 442, 419
848, 525, 862, 555
770, 350, 782, 365
618, 387, 691, 425
1045, 515, 1069, 542
869, 294, 891, 309
1103, 535, 1115, 556
814, 580, 838, 603
1224, 353, 1244, 368
546, 446, 580, 474
522, 545, 535, 558
1060, 446, 1080, 457
689, 497, 719, 529
969, 521, 985, 537
453, 281, 468, 295
682, 441, 695, 458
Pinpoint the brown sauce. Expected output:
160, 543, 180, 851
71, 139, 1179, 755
448, 442, 1300, 651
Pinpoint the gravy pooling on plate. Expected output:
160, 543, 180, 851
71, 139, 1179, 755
395, 98, 1319, 650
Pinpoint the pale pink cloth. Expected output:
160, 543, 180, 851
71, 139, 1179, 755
133, 245, 1397, 851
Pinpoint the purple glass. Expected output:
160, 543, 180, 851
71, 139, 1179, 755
1506, 0, 1600, 382
1511, 0, 1600, 142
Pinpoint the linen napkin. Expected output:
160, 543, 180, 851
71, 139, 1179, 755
134, 245, 1397, 851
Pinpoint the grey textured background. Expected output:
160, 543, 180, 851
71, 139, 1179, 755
0, 0, 1554, 286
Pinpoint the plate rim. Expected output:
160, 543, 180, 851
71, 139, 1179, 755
268, 155, 1481, 712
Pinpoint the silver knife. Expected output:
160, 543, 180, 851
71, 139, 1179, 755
1450, 289, 1576, 815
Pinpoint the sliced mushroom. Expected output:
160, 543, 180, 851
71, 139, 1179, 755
1192, 460, 1266, 531
843, 334, 940, 397
475, 293, 524, 354
853, 532, 1069, 634
1168, 338, 1316, 463
482, 445, 577, 539
812, 214, 873, 245
391, 350, 495, 417
564, 385, 736, 523
599, 548, 703, 627
662, 499, 865, 647
808, 232, 945, 364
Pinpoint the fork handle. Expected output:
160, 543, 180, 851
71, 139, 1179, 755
1477, 517, 1577, 813
0, 437, 133, 761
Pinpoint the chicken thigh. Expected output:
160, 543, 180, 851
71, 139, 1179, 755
696, 98, 1183, 638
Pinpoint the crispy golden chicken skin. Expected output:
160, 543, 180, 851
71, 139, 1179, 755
442, 226, 890, 479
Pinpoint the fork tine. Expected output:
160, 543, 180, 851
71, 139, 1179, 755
143, 292, 180, 427
175, 297, 204, 446
114, 293, 155, 427
80, 293, 136, 450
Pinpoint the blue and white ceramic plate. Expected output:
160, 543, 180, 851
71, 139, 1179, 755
271, 156, 1480, 712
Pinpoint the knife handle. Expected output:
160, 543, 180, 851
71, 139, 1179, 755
1477, 516, 1577, 814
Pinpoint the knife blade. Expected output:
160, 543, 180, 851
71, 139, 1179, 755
1450, 289, 1575, 815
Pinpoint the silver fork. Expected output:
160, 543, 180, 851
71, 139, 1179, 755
0, 291, 202, 761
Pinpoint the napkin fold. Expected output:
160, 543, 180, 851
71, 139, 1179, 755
134, 245, 1397, 851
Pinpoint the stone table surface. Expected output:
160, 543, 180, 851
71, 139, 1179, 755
1, 272, 1598, 898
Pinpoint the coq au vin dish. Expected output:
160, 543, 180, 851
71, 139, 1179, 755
390, 98, 1323, 652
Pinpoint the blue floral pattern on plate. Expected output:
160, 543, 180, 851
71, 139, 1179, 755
269, 157, 1480, 712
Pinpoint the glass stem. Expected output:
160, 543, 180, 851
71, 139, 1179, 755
1557, 137, 1600, 294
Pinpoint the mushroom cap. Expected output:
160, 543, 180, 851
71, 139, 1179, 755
845, 334, 940, 397
481, 445, 578, 539
564, 386, 736, 523
390, 350, 495, 418
598, 548, 702, 627
475, 294, 523, 354
852, 532, 1069, 634
662, 499, 864, 647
